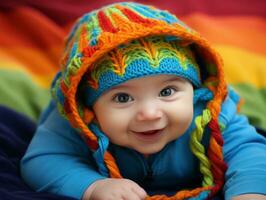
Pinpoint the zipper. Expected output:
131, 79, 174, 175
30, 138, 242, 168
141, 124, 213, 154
141, 156, 154, 186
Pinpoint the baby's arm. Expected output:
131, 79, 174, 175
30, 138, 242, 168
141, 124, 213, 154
232, 194, 266, 200
21, 103, 105, 199
82, 178, 147, 200
221, 112, 266, 199
21, 102, 147, 199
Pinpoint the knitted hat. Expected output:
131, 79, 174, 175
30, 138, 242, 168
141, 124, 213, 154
51, 2, 228, 199
82, 36, 201, 106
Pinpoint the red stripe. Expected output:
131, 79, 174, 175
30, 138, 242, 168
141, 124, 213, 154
209, 119, 224, 146
97, 10, 117, 33
83, 45, 99, 57
60, 80, 68, 95
207, 119, 227, 199
63, 99, 71, 114
3, 1, 264, 27
119, 7, 154, 25
85, 137, 99, 150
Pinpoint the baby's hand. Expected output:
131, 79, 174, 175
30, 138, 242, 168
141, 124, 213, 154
83, 178, 147, 200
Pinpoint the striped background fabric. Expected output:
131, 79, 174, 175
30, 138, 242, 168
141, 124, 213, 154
0, 0, 265, 129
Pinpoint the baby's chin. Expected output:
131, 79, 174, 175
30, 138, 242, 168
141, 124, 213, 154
110, 132, 178, 156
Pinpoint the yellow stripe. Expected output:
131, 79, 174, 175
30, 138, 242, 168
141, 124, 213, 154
0, 47, 58, 88
214, 44, 266, 88
1, 44, 265, 88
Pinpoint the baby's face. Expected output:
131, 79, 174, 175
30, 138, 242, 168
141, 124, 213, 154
93, 75, 194, 156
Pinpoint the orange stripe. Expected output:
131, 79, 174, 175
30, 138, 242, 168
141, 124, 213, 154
0, 47, 60, 88
181, 14, 266, 55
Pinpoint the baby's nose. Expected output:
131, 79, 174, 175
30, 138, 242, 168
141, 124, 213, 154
136, 102, 163, 121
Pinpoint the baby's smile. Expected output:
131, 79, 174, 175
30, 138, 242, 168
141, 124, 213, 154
130, 128, 165, 142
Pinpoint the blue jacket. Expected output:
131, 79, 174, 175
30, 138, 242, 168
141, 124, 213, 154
21, 90, 266, 200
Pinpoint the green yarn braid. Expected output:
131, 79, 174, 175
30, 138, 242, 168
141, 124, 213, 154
190, 109, 214, 187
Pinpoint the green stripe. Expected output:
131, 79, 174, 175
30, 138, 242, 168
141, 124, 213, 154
232, 83, 266, 130
0, 69, 265, 130
0, 69, 50, 121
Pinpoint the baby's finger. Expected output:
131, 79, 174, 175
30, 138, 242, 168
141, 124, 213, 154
131, 185, 147, 199
122, 191, 142, 200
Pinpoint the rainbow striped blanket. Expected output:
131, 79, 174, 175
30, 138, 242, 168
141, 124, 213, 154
0, 1, 265, 200
0, 0, 265, 130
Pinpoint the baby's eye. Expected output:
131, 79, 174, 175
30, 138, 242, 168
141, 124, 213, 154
113, 93, 133, 103
159, 87, 176, 97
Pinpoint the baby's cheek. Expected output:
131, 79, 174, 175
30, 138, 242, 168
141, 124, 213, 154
100, 118, 129, 144
181, 108, 194, 130
170, 107, 193, 133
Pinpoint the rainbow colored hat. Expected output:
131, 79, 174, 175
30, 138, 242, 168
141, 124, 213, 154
51, 2, 228, 199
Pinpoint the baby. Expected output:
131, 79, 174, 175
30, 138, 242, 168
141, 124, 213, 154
21, 2, 266, 200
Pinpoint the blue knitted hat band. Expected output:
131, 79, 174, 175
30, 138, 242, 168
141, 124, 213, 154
82, 36, 201, 106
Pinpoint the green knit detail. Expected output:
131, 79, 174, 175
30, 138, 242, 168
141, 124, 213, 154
65, 56, 82, 86
104, 9, 116, 25
87, 13, 100, 45
219, 122, 226, 132
107, 7, 126, 19
89, 36, 198, 85
190, 109, 214, 187
70, 56, 82, 75
170, 41, 200, 75
89, 57, 116, 88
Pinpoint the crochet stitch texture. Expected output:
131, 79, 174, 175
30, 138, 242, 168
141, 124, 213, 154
82, 36, 201, 106
51, 2, 228, 199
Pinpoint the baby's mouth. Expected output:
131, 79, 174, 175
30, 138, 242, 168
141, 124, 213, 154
131, 128, 164, 141
136, 129, 162, 135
